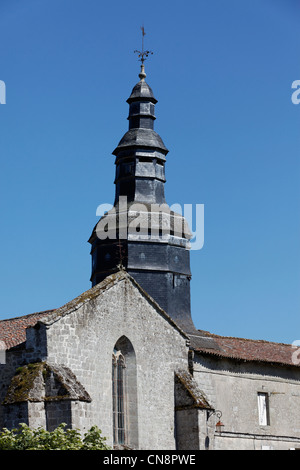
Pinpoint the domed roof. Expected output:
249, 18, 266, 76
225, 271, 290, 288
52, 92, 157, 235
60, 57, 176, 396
127, 80, 157, 104
113, 128, 168, 156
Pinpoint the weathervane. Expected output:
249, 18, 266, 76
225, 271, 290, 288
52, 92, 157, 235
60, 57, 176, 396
134, 26, 153, 64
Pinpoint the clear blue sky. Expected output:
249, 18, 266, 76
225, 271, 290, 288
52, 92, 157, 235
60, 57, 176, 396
0, 0, 299, 344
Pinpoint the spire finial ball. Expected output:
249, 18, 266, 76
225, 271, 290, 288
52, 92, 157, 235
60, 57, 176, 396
139, 64, 146, 81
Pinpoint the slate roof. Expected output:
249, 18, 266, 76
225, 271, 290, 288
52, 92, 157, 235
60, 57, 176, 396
194, 331, 298, 368
0, 310, 55, 349
127, 79, 157, 104
113, 128, 168, 155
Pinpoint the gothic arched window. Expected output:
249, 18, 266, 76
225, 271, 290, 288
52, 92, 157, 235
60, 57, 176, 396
112, 336, 138, 449
112, 350, 126, 445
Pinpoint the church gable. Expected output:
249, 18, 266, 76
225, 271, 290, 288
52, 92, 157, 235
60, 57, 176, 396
22, 270, 190, 449
37, 270, 189, 342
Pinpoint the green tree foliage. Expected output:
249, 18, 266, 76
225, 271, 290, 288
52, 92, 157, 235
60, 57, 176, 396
0, 423, 110, 450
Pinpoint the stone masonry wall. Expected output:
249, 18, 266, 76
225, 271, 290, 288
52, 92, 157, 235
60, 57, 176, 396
28, 275, 190, 450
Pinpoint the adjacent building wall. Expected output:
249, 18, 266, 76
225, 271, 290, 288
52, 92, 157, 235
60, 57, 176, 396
193, 353, 300, 450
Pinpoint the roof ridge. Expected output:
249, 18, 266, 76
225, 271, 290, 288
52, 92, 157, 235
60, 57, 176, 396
202, 331, 291, 347
0, 309, 56, 323
40, 270, 189, 341
40, 271, 127, 325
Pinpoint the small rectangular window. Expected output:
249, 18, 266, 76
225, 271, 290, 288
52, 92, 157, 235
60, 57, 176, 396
257, 392, 270, 426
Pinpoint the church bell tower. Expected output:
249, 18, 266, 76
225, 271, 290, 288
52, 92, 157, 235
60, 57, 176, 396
89, 46, 197, 334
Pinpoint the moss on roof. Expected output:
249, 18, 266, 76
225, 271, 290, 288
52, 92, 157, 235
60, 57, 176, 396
3, 362, 45, 404
175, 369, 212, 410
3, 362, 91, 405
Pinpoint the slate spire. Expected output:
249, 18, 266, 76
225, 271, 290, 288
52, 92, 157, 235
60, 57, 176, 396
89, 61, 198, 334
113, 63, 168, 205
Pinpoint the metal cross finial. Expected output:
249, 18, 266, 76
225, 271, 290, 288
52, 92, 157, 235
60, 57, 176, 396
134, 26, 153, 64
